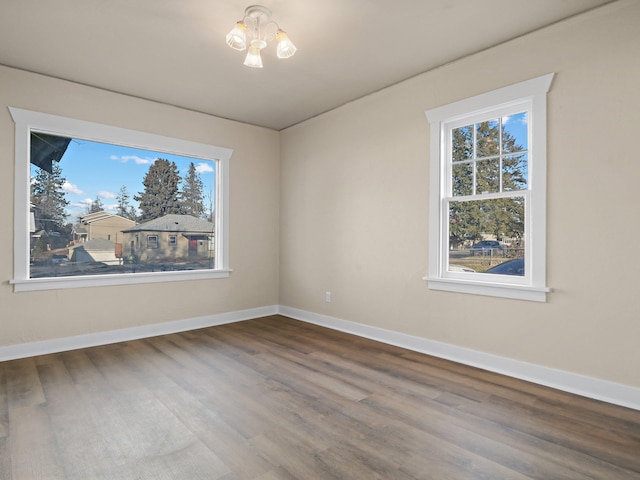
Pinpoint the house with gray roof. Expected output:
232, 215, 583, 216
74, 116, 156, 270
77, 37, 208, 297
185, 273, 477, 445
121, 214, 214, 264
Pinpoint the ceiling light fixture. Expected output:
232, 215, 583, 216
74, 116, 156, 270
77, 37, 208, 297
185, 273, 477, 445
226, 5, 297, 68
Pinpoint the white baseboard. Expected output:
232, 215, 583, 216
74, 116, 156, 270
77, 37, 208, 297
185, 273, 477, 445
0, 305, 278, 362
278, 305, 640, 412
2, 303, 638, 411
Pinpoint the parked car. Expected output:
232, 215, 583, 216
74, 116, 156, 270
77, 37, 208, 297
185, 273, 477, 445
469, 240, 507, 255
484, 258, 524, 276
51, 254, 69, 265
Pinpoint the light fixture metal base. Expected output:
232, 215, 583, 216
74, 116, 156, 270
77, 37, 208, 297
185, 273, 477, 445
244, 5, 272, 23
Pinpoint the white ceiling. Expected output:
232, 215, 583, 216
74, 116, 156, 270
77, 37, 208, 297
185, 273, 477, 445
0, 0, 614, 130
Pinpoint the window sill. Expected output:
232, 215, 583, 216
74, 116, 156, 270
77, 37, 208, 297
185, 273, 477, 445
11, 269, 232, 292
424, 276, 550, 302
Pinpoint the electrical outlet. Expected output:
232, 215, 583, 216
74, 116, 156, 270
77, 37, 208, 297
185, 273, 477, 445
325, 291, 332, 302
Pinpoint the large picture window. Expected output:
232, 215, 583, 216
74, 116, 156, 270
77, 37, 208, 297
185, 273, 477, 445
10, 108, 232, 292
425, 74, 553, 301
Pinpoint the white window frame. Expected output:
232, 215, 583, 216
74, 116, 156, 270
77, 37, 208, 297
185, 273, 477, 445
168, 235, 178, 247
9, 107, 232, 292
147, 235, 159, 249
425, 74, 554, 302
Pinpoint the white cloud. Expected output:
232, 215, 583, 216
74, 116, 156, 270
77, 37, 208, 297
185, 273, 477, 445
68, 199, 92, 214
195, 162, 214, 174
503, 112, 528, 125
112, 155, 153, 165
98, 190, 117, 199
62, 181, 83, 195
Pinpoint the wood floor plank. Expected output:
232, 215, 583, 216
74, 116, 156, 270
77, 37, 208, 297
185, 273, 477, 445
46, 344, 231, 479
0, 364, 10, 480
444, 389, 640, 474
124, 337, 277, 479
6, 357, 46, 409
376, 397, 626, 480
1, 315, 639, 479
84, 343, 232, 480
0, 365, 8, 440
5, 358, 67, 479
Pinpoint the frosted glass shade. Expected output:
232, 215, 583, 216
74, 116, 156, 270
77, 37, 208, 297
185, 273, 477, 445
226, 22, 247, 51
276, 30, 297, 59
243, 46, 263, 68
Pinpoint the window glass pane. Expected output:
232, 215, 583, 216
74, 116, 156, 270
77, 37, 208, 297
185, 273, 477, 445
502, 112, 528, 154
476, 119, 500, 158
452, 163, 473, 196
503, 154, 528, 191
476, 158, 500, 194
452, 125, 473, 161
448, 197, 525, 275
29, 132, 217, 279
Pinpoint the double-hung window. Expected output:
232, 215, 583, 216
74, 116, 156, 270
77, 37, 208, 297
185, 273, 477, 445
425, 74, 553, 302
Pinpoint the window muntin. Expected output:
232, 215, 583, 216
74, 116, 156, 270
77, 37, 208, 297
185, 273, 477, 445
10, 107, 232, 292
425, 74, 553, 302
451, 112, 528, 197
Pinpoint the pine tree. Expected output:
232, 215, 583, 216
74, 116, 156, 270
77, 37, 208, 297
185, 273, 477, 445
449, 119, 526, 247
87, 195, 104, 213
134, 158, 182, 222
116, 185, 137, 220
31, 163, 69, 232
180, 162, 206, 219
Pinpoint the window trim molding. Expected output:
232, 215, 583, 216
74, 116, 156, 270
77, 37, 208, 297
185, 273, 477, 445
424, 74, 554, 302
9, 107, 233, 292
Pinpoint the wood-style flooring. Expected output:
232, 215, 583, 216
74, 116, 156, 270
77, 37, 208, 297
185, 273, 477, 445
1, 315, 639, 479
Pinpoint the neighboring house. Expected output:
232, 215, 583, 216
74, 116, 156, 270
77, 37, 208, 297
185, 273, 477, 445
72, 224, 88, 244
69, 238, 120, 265
121, 214, 214, 263
73, 211, 136, 244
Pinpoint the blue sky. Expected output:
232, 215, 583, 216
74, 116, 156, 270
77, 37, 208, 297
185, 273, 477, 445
503, 112, 528, 150
32, 137, 216, 223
